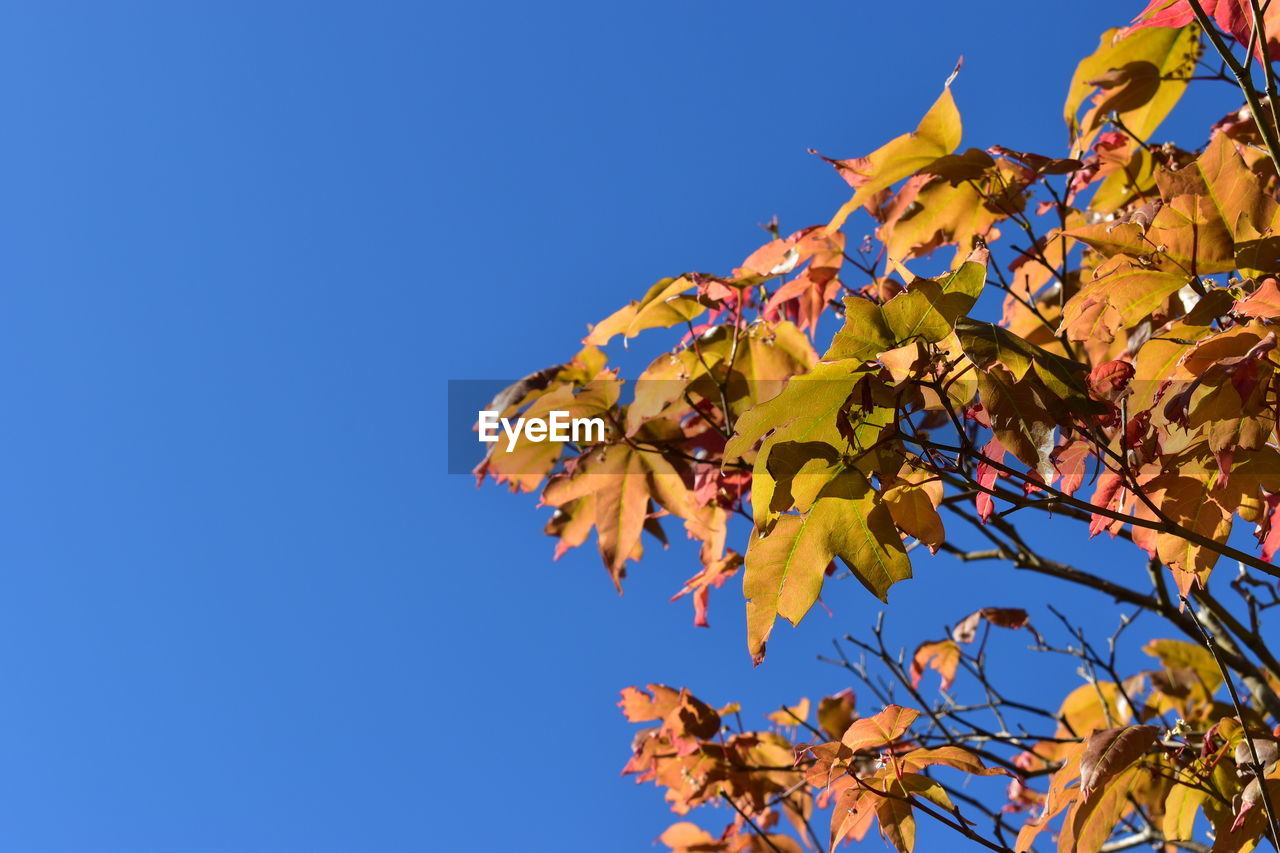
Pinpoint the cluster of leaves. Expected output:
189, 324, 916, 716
474, 1, 1280, 850
626, 609, 1280, 853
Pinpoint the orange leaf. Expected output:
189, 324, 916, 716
841, 705, 919, 752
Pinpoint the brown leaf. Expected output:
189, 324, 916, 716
951, 608, 1030, 643
1079, 725, 1159, 801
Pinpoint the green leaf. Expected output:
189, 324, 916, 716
744, 469, 910, 662
724, 360, 872, 463
976, 368, 1057, 480
824, 296, 895, 362
883, 260, 984, 340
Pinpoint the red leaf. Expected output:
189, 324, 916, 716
1128, 0, 1280, 63
1260, 493, 1280, 562
1087, 359, 1134, 398
1088, 471, 1125, 537
1054, 440, 1092, 497
975, 437, 1006, 522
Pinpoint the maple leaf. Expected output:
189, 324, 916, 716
882, 478, 944, 552
898, 745, 1012, 777
743, 469, 910, 663
823, 88, 962, 232
724, 360, 877, 465
816, 689, 857, 741
876, 172, 1005, 263
658, 822, 726, 853
542, 443, 701, 585
1062, 256, 1188, 342
764, 698, 811, 728
669, 550, 743, 628
474, 11, 1280, 851
840, 704, 919, 752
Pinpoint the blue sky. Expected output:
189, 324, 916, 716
0, 2, 1249, 852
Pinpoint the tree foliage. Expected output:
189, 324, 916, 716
475, 2, 1280, 850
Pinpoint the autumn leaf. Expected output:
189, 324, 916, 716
1144, 638, 1223, 691
951, 607, 1030, 643
1162, 782, 1210, 841
1129, 0, 1280, 63
1065, 23, 1200, 147
743, 469, 910, 662
1158, 132, 1277, 245
669, 550, 743, 628
824, 88, 963, 232
1062, 256, 1188, 341
543, 443, 700, 585
899, 745, 1012, 777
1061, 766, 1142, 853
824, 295, 896, 363
1015, 747, 1083, 852
1235, 277, 1280, 318
765, 698, 811, 728
1055, 682, 1132, 737
584, 277, 706, 346
975, 367, 1057, 481
724, 360, 874, 464
1078, 725, 1159, 801
817, 689, 857, 740
657, 822, 725, 853
909, 639, 960, 691
879, 253, 987, 344
882, 480, 945, 551
475, 10, 1280, 852
841, 704, 920, 752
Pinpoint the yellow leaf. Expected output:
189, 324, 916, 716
1162, 782, 1209, 841
1060, 766, 1140, 853
1143, 638, 1222, 691
1064, 25, 1200, 150
1056, 682, 1132, 738
883, 482, 945, 551
826, 89, 962, 232
765, 697, 811, 727
584, 277, 704, 345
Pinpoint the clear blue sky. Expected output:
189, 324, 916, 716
0, 2, 1242, 852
